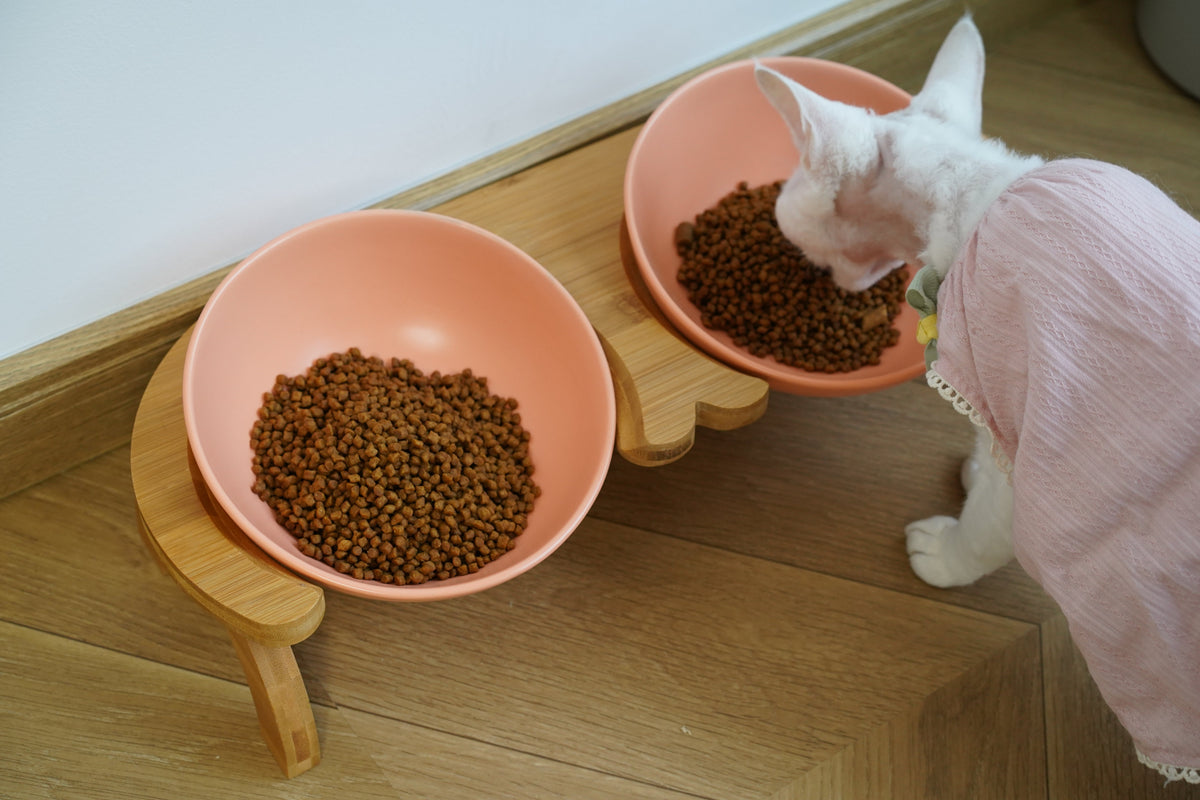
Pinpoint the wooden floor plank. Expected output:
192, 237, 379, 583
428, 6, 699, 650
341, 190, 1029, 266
0, 621, 394, 798
0, 445, 1039, 798
0, 448, 259, 688
989, 0, 1195, 97
913, 625, 1045, 799
296, 518, 1036, 798
984, 60, 1200, 194
591, 382, 1058, 623
985, 1, 1200, 198
341, 707, 704, 800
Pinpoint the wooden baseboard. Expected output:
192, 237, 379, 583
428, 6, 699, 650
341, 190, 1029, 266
0, 0, 1078, 499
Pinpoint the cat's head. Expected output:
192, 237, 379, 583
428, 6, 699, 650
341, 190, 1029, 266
755, 15, 987, 290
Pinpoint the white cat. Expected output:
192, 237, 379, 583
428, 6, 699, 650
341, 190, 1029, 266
756, 15, 1200, 783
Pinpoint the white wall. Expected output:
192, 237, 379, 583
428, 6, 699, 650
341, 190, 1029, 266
0, 0, 841, 360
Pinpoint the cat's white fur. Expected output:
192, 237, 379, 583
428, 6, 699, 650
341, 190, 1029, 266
755, 15, 1039, 587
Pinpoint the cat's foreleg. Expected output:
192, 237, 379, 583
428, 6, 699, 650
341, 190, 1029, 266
906, 428, 1013, 587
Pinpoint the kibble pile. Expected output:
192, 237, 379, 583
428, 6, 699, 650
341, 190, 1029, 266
250, 348, 539, 585
675, 181, 906, 373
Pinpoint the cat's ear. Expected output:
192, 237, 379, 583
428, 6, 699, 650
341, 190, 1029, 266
909, 14, 985, 135
755, 63, 878, 174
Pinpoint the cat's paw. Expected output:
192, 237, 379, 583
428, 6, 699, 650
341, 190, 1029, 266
905, 516, 978, 588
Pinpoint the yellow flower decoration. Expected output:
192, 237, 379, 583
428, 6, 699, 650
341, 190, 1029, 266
916, 312, 939, 345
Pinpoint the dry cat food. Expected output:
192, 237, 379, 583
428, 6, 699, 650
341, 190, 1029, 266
675, 180, 906, 373
251, 348, 539, 585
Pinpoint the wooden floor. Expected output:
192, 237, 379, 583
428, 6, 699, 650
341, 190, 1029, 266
3, 1, 1199, 797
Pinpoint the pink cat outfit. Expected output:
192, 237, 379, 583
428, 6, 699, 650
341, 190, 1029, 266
929, 158, 1200, 781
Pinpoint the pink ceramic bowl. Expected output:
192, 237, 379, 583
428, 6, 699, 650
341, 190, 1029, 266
183, 210, 616, 601
624, 57, 925, 396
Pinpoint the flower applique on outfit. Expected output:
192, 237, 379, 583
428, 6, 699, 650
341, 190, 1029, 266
906, 264, 941, 370
908, 158, 1200, 783
906, 264, 995, 443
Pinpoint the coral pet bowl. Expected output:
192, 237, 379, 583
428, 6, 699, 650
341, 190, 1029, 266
624, 57, 926, 396
183, 209, 616, 601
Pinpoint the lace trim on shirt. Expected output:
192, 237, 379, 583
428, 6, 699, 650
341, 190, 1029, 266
926, 369, 983, 425
926, 368, 1013, 475
1137, 750, 1200, 785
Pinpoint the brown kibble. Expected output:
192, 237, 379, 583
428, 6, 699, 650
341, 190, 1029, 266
250, 349, 538, 586
861, 306, 890, 331
674, 221, 696, 248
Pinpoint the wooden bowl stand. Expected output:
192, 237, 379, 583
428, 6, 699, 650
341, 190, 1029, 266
129, 221, 768, 777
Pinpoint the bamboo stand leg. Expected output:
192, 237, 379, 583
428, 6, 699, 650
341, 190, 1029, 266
227, 629, 321, 777
132, 331, 326, 778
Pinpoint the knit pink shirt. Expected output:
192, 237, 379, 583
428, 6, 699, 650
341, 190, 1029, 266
932, 158, 1200, 779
